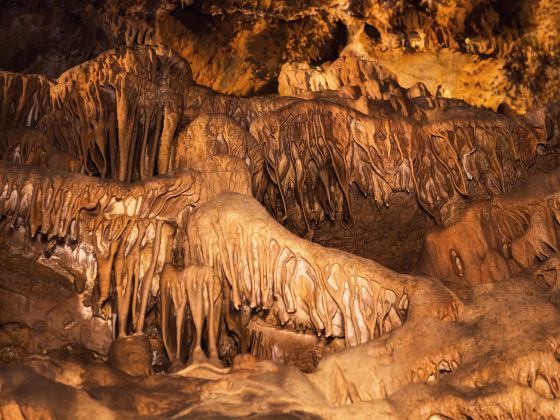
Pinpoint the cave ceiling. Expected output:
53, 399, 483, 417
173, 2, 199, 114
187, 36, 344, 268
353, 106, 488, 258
1, 0, 560, 418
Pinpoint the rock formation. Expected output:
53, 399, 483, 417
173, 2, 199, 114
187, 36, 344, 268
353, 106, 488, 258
1, 1, 560, 418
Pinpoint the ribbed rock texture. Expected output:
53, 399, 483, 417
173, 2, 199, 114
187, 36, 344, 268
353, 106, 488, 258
1, 1, 560, 419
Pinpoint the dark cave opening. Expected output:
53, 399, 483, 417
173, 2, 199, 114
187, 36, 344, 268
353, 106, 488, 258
310, 20, 348, 66
170, 2, 216, 36
493, 0, 527, 32
364, 23, 382, 43
257, 78, 279, 95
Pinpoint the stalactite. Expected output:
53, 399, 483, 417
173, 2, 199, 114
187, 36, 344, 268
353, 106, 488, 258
185, 193, 458, 347
0, 158, 251, 337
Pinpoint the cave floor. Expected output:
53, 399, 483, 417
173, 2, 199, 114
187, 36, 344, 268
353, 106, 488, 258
2, 246, 560, 419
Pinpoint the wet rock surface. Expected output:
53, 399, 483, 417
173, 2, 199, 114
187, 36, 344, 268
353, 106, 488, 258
1, 0, 560, 418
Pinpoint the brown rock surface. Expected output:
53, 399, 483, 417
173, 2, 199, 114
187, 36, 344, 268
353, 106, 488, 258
0, 265, 559, 418
108, 334, 153, 376
0, 247, 112, 357
1, 1, 560, 417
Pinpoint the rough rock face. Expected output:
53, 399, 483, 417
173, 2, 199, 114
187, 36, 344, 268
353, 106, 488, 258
2, 0, 560, 111
108, 335, 153, 376
0, 247, 112, 360
1, 1, 560, 418
158, 0, 560, 111
417, 166, 560, 294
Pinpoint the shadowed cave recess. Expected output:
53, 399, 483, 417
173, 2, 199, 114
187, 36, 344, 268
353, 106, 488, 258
1, 0, 560, 418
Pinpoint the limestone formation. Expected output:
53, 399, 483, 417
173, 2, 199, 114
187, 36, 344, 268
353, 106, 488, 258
418, 166, 560, 293
1, 1, 560, 418
161, 264, 223, 366
0, 157, 250, 338
186, 193, 458, 345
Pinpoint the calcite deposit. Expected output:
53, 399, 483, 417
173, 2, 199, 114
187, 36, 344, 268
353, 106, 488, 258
1, 1, 560, 418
